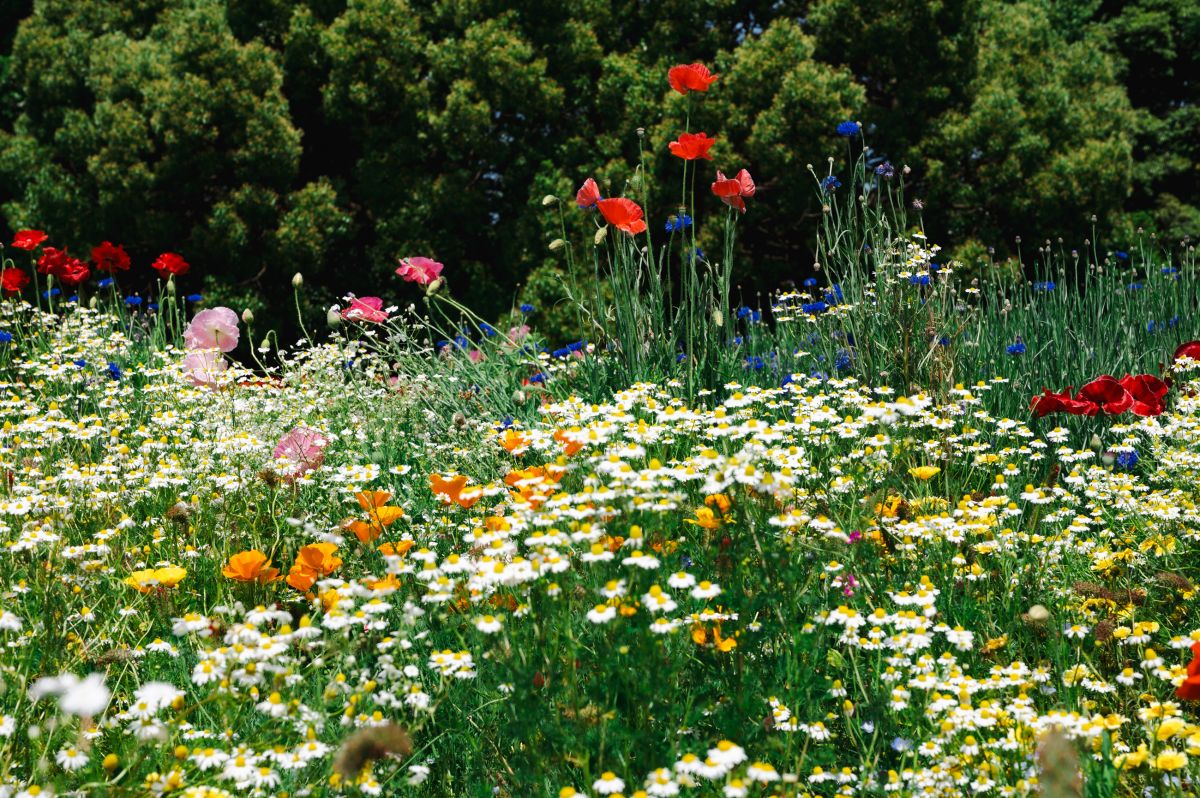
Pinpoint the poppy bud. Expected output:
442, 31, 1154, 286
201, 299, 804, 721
242, 309, 254, 324
425, 278, 444, 297
327, 307, 342, 329
88, 296, 99, 309
165, 276, 176, 295
1026, 604, 1050, 623
512, 390, 526, 403
1089, 434, 1102, 451
292, 272, 304, 288
711, 309, 724, 328
549, 238, 565, 251
259, 336, 270, 352
594, 226, 608, 246
541, 195, 558, 206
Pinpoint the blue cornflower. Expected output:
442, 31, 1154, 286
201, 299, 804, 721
802, 277, 818, 287
552, 347, 571, 358
1162, 267, 1178, 275
825, 284, 843, 304
1006, 338, 1026, 356
781, 374, 794, 388
1033, 281, 1055, 292
43, 288, 61, 298
528, 372, 547, 384
1115, 450, 1138, 469
736, 306, 761, 323
936, 335, 951, 347
0, 331, 12, 344
480, 323, 497, 337
909, 274, 931, 286
745, 355, 765, 371
802, 301, 828, 315
495, 417, 513, 431
687, 247, 705, 263
836, 121, 859, 137
1169, 316, 1180, 327
1127, 282, 1143, 291
664, 214, 693, 233
834, 350, 852, 371
97, 278, 115, 289
875, 161, 895, 179
453, 335, 469, 348
1116, 251, 1129, 261
73, 358, 87, 368
147, 302, 158, 311
676, 352, 687, 363
519, 303, 535, 313
106, 362, 122, 380
821, 175, 841, 192
186, 293, 204, 302
1147, 321, 1158, 333
125, 296, 142, 307
566, 340, 586, 352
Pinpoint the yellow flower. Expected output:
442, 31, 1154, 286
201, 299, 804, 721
125, 565, 187, 593
1153, 750, 1187, 771
684, 507, 722, 530
908, 466, 941, 481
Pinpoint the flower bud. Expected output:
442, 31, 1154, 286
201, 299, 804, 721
327, 307, 342, 329
165, 276, 176, 295
260, 336, 271, 352
512, 390, 527, 404
425, 278, 444, 297
1089, 434, 1102, 451
549, 238, 565, 251
594, 226, 608, 246
1026, 604, 1049, 623
541, 195, 559, 206
711, 309, 724, 328
88, 296, 99, 310
241, 309, 254, 324
292, 272, 304, 288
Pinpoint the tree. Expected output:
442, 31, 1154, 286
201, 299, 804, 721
0, 0, 345, 310
917, 0, 1135, 252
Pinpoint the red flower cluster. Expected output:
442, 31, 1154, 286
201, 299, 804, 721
36, 246, 91, 288
1031, 374, 1168, 418
1175, 340, 1200, 363
92, 241, 131, 273
152, 252, 190, 280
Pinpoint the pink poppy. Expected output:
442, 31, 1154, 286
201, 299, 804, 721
341, 296, 389, 323
183, 307, 240, 352
395, 257, 444, 286
575, 178, 602, 209
711, 169, 755, 213
273, 426, 329, 478
182, 349, 228, 388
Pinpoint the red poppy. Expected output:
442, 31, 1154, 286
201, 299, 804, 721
37, 246, 70, 276
597, 198, 647, 235
669, 132, 716, 161
11, 230, 48, 251
1119, 373, 1168, 416
668, 63, 718, 95
1177, 641, 1200, 701
1175, 341, 1200, 363
711, 169, 756, 213
1075, 375, 1133, 415
0, 267, 29, 295
575, 178, 602, 210
152, 252, 190, 279
1030, 387, 1095, 417
55, 257, 91, 288
92, 241, 130, 273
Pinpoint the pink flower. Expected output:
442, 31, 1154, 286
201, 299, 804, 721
183, 307, 240, 352
181, 349, 228, 388
340, 296, 389, 323
273, 426, 328, 479
395, 257, 444, 286
468, 349, 484, 363
506, 324, 530, 347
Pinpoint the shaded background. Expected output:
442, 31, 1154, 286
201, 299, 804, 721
0, 0, 1196, 341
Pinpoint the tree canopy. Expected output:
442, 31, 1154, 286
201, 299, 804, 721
0, 0, 1194, 333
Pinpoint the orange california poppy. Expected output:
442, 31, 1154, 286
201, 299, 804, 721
499, 428, 531, 455
429, 473, 484, 508
222, 550, 280, 583
668, 63, 718, 95
553, 429, 585, 456
597, 198, 648, 235
668, 132, 716, 161
379, 540, 415, 557
286, 543, 341, 591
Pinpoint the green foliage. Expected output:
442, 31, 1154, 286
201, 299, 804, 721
0, 0, 1194, 339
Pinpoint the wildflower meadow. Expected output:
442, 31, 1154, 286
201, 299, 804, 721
4, 60, 1200, 798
